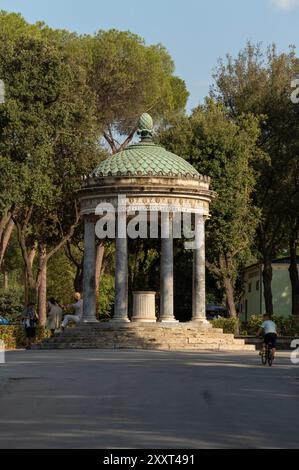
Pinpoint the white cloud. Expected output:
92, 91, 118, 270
271, 0, 299, 10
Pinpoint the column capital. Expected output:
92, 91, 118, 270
194, 213, 209, 224
84, 214, 97, 224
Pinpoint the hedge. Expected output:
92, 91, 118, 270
0, 326, 50, 350
211, 315, 299, 337
210, 317, 240, 334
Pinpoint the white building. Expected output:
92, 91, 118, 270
240, 258, 299, 321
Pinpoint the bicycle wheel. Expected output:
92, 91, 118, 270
268, 346, 273, 367
261, 348, 267, 366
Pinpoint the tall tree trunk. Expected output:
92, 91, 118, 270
289, 231, 299, 316
95, 242, 105, 310
38, 246, 47, 327
24, 245, 37, 305
219, 254, 238, 321
0, 211, 11, 244
262, 253, 274, 316
0, 218, 15, 267
223, 276, 237, 318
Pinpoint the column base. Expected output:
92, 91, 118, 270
83, 317, 99, 324
110, 318, 131, 324
158, 318, 179, 324
131, 319, 157, 323
189, 319, 211, 329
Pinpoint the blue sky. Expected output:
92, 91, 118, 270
1, 0, 299, 111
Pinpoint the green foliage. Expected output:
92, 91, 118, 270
245, 315, 262, 335
90, 29, 189, 138
212, 42, 299, 314
0, 325, 50, 349
47, 250, 77, 304
211, 317, 240, 334
245, 315, 299, 336
0, 288, 24, 320
98, 275, 115, 321
0, 13, 189, 310
211, 314, 299, 337
159, 99, 261, 315
0, 11, 103, 270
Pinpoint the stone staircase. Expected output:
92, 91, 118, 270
35, 323, 256, 352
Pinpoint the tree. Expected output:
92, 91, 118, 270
0, 13, 103, 324
159, 99, 261, 318
89, 29, 189, 153
212, 42, 299, 315
0, 11, 37, 268
0, 13, 190, 324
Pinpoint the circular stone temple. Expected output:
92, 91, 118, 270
78, 113, 216, 325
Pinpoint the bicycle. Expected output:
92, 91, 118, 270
261, 341, 274, 367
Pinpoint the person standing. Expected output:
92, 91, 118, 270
46, 298, 63, 337
22, 303, 38, 350
61, 293, 83, 332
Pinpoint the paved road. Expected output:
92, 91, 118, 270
0, 349, 298, 449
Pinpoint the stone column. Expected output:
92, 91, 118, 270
112, 210, 129, 323
159, 213, 177, 323
83, 217, 97, 322
192, 214, 209, 325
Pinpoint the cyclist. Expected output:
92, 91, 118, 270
257, 314, 277, 360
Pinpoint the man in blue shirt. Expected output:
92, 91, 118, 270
257, 314, 278, 359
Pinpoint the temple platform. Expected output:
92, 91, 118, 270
34, 323, 256, 352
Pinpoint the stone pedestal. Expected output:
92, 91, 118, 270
131, 292, 157, 323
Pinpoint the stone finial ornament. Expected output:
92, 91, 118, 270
137, 113, 154, 141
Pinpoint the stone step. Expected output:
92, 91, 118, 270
37, 337, 253, 348
61, 330, 230, 339
219, 344, 256, 352
36, 342, 256, 352
171, 344, 255, 352
43, 335, 242, 347
35, 324, 255, 352
66, 326, 224, 335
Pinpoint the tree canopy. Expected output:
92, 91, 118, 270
159, 99, 261, 317
212, 42, 299, 315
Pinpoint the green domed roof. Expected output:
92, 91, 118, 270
92, 114, 199, 179
92, 143, 199, 178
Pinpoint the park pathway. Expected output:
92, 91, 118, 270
0, 350, 298, 449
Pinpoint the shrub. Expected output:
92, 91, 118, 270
244, 315, 299, 336
245, 315, 262, 335
0, 326, 50, 349
98, 275, 115, 321
211, 315, 299, 337
211, 317, 240, 334
272, 316, 299, 337
0, 289, 24, 322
